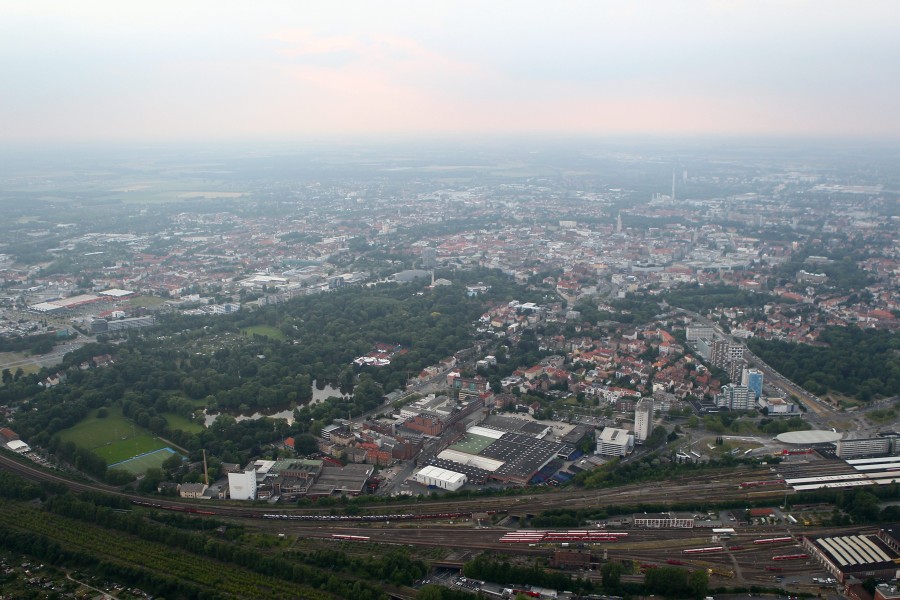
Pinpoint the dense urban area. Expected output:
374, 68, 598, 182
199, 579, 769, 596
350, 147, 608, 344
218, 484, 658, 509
0, 142, 898, 600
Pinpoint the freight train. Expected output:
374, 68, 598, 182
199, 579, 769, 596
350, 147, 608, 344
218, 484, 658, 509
130, 500, 504, 523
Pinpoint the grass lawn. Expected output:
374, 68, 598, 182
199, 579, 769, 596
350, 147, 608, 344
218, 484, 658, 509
0, 351, 29, 364
17, 364, 41, 376
0, 353, 40, 377
125, 295, 168, 308
57, 407, 167, 465
241, 325, 285, 341
162, 412, 204, 433
868, 407, 898, 423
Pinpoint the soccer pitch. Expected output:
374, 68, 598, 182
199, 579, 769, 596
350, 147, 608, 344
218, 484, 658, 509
110, 447, 177, 475
57, 408, 168, 467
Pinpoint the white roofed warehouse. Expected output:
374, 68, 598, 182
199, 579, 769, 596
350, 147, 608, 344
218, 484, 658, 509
413, 465, 467, 491
6, 440, 30, 454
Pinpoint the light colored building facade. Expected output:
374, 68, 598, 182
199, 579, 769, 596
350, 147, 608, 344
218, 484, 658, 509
835, 437, 894, 458
179, 483, 208, 499
228, 468, 257, 500
632, 512, 694, 528
634, 398, 654, 442
596, 427, 634, 457
717, 384, 752, 411
686, 325, 715, 342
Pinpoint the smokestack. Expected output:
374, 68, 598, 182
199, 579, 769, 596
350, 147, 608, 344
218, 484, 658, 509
202, 449, 209, 486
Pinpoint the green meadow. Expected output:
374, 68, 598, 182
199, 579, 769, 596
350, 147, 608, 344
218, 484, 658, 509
57, 407, 166, 465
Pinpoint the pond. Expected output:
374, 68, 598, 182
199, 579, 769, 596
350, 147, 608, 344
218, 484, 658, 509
203, 380, 351, 427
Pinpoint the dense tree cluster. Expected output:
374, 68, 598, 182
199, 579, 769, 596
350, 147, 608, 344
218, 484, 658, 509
775, 246, 875, 294
462, 553, 592, 594
791, 484, 900, 524
748, 326, 900, 400
573, 296, 661, 326
286, 547, 427, 587
10, 276, 524, 474
663, 283, 788, 313
575, 450, 758, 489
757, 416, 809, 435
643, 566, 708, 599
0, 332, 63, 355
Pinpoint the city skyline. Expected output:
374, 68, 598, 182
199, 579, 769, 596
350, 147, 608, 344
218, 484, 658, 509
2, 1, 899, 143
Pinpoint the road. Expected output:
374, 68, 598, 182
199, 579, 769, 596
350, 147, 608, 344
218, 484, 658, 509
377, 460, 418, 496
0, 336, 97, 372
66, 573, 119, 600
674, 308, 842, 429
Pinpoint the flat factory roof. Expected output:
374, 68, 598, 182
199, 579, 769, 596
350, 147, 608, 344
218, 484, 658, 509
479, 432, 564, 481
425, 457, 491, 481
436, 449, 504, 472
466, 425, 507, 440
416, 465, 466, 484
99, 288, 135, 297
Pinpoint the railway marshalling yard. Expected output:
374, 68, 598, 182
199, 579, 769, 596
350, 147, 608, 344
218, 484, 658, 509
276, 519, 844, 594
247, 466, 848, 594
0, 450, 880, 595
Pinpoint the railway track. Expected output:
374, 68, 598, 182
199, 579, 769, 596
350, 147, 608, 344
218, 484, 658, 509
4, 448, 860, 593
282, 521, 866, 589
0, 450, 786, 521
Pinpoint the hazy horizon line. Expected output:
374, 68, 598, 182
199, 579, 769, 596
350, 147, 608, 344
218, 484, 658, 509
2, 132, 900, 152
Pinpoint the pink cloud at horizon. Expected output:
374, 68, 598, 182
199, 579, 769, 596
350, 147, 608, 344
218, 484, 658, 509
1, 2, 897, 142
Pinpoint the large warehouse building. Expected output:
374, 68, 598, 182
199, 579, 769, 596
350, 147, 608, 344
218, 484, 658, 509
803, 527, 900, 583
433, 424, 565, 485
413, 465, 467, 491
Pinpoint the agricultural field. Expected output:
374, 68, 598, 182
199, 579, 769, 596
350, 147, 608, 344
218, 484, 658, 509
57, 407, 166, 465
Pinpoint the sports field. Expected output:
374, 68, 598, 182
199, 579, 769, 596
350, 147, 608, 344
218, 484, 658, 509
449, 433, 496, 455
57, 408, 167, 466
110, 447, 177, 475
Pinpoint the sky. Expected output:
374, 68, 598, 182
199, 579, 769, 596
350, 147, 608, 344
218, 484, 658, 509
1, 1, 899, 143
